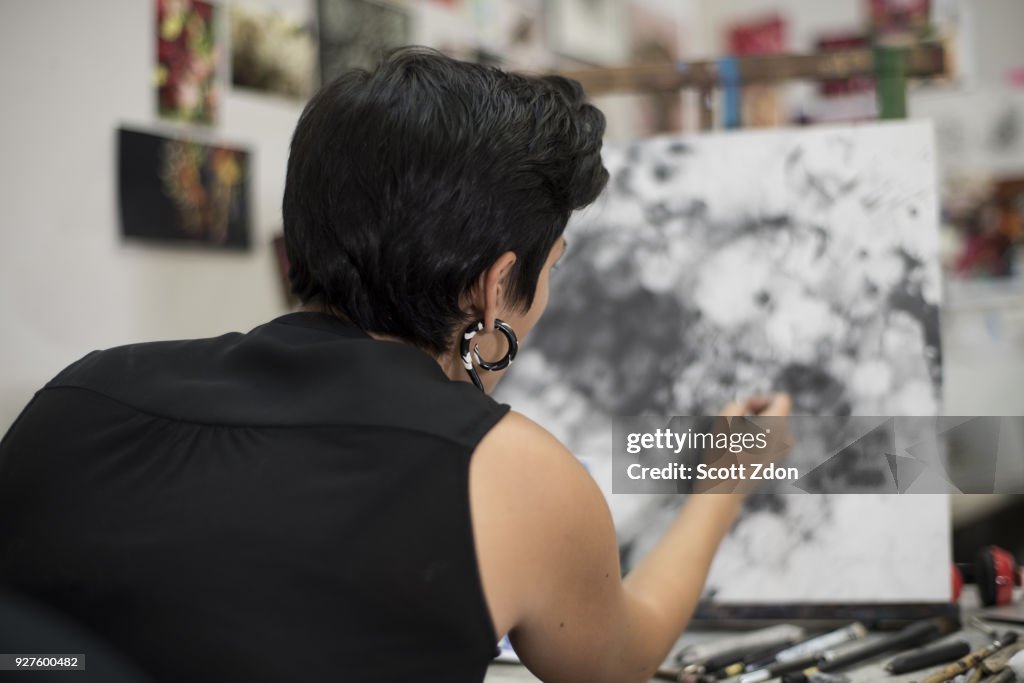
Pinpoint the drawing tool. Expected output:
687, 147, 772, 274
980, 649, 1024, 683
774, 623, 868, 663
884, 640, 970, 674
970, 616, 1003, 637
694, 636, 797, 676
817, 616, 956, 672
736, 653, 821, 683
713, 642, 799, 677
780, 672, 848, 683
979, 642, 1024, 676
987, 668, 1016, 683
987, 652, 1024, 683
743, 653, 782, 672
919, 631, 1020, 683
675, 625, 806, 668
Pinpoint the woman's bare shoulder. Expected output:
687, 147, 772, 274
484, 409, 561, 442
474, 409, 581, 473
468, 409, 616, 637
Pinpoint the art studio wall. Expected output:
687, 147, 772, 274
1, 0, 1022, 438
0, 0, 309, 431
0, 0, 691, 432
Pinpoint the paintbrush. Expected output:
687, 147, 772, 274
918, 631, 1019, 683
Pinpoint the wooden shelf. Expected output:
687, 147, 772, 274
558, 43, 947, 96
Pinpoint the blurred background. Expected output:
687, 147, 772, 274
0, 0, 1021, 561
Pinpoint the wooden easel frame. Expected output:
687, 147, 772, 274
560, 43, 948, 130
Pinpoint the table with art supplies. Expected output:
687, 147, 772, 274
485, 590, 1024, 683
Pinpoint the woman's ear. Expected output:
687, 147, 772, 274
473, 251, 517, 333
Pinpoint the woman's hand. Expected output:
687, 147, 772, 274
719, 392, 792, 418
696, 393, 794, 494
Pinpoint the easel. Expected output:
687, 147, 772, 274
554, 44, 957, 629
561, 43, 948, 130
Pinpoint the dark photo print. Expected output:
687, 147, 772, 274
117, 127, 251, 249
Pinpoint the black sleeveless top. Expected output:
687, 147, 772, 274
0, 312, 510, 682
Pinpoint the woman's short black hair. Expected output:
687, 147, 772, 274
282, 47, 608, 355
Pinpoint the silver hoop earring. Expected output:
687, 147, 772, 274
459, 319, 519, 392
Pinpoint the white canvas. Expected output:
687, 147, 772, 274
494, 121, 951, 605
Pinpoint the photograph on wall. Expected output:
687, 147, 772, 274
318, 0, 411, 81
156, 0, 218, 124
727, 13, 785, 55
118, 128, 250, 249
230, 4, 317, 100
494, 121, 950, 613
545, 0, 628, 66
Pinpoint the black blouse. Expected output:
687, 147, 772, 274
0, 312, 510, 682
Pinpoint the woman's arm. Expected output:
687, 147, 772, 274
470, 397, 789, 683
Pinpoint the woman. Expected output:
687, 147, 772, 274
0, 48, 789, 683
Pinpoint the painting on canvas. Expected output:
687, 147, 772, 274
494, 121, 951, 612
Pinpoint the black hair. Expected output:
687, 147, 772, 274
282, 47, 608, 356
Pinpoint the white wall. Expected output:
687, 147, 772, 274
0, 0, 696, 431
968, 0, 1024, 85
0, 0, 308, 430
2, 0, 1021, 432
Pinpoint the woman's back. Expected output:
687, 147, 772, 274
0, 311, 508, 682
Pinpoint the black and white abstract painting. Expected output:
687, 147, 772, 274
495, 121, 951, 606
